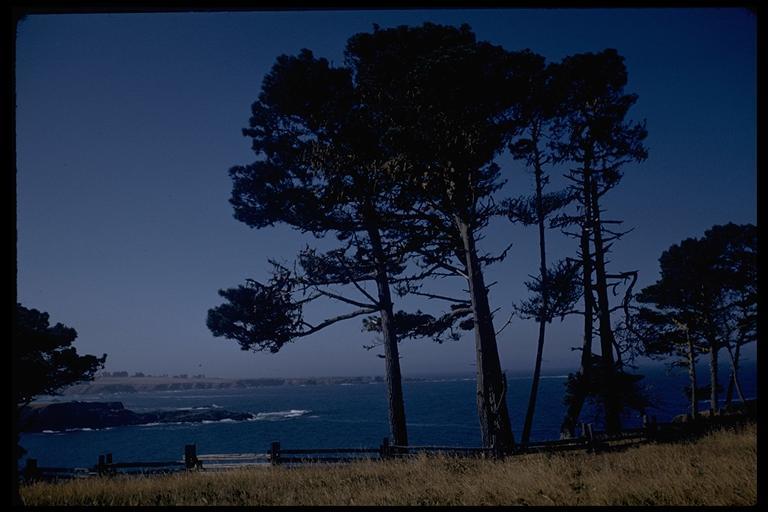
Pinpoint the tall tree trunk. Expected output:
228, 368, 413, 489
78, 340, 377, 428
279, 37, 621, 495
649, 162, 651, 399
708, 337, 719, 414
725, 343, 745, 406
589, 180, 622, 434
560, 168, 594, 439
521, 143, 548, 448
686, 330, 698, 419
457, 218, 515, 454
367, 225, 408, 446
522, 322, 545, 447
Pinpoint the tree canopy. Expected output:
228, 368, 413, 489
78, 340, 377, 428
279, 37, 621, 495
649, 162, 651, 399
634, 223, 757, 411
14, 303, 106, 407
13, 303, 106, 468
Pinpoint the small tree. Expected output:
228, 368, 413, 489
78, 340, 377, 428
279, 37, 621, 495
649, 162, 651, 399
634, 223, 757, 415
631, 307, 707, 418
709, 223, 757, 407
14, 303, 106, 415
13, 303, 106, 495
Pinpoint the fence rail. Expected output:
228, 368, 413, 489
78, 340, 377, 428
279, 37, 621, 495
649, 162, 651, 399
197, 453, 268, 461
280, 447, 381, 455
110, 461, 186, 469
390, 445, 495, 452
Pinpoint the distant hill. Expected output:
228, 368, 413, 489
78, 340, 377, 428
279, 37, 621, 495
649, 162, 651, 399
54, 371, 586, 396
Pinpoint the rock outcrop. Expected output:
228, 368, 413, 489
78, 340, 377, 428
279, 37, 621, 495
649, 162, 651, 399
19, 401, 254, 433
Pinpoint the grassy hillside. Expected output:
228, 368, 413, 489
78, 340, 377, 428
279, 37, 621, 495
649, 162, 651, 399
20, 423, 756, 506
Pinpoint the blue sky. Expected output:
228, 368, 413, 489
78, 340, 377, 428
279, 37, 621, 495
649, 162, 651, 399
16, 8, 756, 378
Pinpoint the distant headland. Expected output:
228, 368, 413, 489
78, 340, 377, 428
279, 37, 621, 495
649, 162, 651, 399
56, 370, 578, 396
59, 373, 392, 395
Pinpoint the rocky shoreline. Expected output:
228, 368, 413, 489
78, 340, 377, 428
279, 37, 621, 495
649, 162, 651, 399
19, 401, 254, 433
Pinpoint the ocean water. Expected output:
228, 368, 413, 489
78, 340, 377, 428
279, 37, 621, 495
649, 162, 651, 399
19, 363, 756, 469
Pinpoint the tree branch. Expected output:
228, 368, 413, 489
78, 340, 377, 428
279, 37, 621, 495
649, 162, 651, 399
333, 251, 380, 306
408, 290, 470, 304
414, 249, 469, 279
315, 289, 378, 309
495, 312, 515, 336
298, 308, 378, 337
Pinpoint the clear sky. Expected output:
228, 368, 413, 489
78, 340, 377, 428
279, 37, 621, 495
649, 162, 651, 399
15, 8, 757, 378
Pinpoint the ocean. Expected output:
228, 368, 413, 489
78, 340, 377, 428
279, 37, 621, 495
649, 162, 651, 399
19, 362, 756, 469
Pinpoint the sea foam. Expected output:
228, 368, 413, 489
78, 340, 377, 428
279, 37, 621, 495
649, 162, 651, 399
252, 409, 310, 421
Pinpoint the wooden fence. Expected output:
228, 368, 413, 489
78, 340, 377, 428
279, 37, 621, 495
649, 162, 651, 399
25, 412, 750, 482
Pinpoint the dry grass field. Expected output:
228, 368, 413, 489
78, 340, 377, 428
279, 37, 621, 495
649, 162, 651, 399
19, 423, 756, 506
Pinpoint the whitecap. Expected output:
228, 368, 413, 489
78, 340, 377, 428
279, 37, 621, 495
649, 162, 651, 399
201, 418, 237, 424
253, 409, 310, 421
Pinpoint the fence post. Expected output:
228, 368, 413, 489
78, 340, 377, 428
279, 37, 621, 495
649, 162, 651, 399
645, 415, 658, 440
379, 437, 390, 460
185, 444, 198, 470
24, 458, 39, 481
97, 455, 106, 476
580, 422, 587, 439
585, 424, 595, 453
270, 441, 281, 466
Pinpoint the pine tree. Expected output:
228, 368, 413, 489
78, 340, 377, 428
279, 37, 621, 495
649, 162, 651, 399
345, 23, 527, 452
503, 51, 580, 447
209, 49, 414, 445
549, 49, 648, 435
634, 223, 757, 415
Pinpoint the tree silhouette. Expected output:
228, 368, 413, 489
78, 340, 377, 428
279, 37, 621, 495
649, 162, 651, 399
503, 51, 580, 447
14, 304, 106, 413
13, 302, 106, 492
714, 223, 757, 407
345, 23, 527, 452
549, 49, 648, 436
632, 306, 708, 418
634, 223, 757, 414
209, 48, 417, 445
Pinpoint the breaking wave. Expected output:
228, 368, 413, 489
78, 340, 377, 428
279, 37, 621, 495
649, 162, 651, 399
39, 427, 111, 434
251, 409, 310, 421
